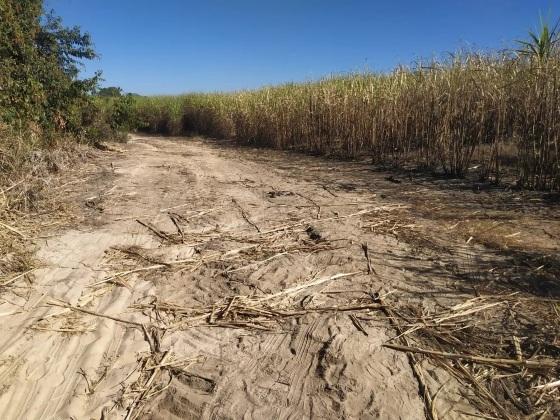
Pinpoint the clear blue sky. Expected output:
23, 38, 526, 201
45, 0, 557, 95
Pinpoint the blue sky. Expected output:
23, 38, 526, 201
46, 0, 558, 95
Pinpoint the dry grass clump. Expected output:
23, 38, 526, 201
386, 294, 560, 419
0, 126, 85, 286
135, 52, 560, 191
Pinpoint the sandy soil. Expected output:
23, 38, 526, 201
0, 135, 558, 419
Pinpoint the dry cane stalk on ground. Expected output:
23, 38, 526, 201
68, 196, 559, 418
2, 139, 559, 419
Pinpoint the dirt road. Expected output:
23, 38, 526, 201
1, 135, 558, 419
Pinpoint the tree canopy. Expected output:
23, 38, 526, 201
0, 0, 99, 132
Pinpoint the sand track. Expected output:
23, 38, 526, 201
1, 135, 557, 419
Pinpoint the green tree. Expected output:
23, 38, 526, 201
0, 0, 100, 134
0, 0, 44, 125
97, 87, 124, 97
36, 11, 96, 78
